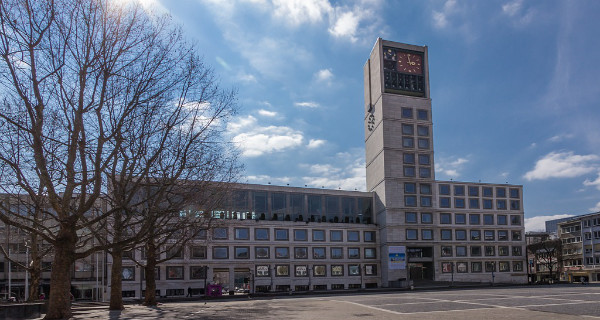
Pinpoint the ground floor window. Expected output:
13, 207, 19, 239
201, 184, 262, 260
313, 285, 327, 290
365, 283, 378, 288
348, 284, 361, 289
166, 289, 184, 296
275, 285, 290, 292
121, 290, 135, 298
331, 284, 344, 290
295, 285, 309, 291
255, 285, 270, 293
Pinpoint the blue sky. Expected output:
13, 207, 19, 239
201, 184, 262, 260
137, 0, 600, 231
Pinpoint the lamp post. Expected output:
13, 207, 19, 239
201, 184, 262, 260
8, 248, 11, 301
308, 265, 312, 291
203, 266, 209, 297
24, 240, 30, 301
360, 264, 364, 289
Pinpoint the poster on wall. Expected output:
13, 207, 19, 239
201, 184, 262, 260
388, 246, 406, 270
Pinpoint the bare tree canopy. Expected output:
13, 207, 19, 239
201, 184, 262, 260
0, 0, 239, 318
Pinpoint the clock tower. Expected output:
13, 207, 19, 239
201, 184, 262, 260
364, 39, 435, 286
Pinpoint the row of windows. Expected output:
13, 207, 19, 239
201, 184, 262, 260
439, 197, 520, 210
583, 217, 600, 227
439, 185, 520, 198
256, 264, 378, 277
406, 212, 522, 226
405, 229, 522, 242
401, 123, 430, 137
209, 228, 376, 242
403, 153, 431, 166
441, 245, 523, 257
403, 166, 431, 179
121, 265, 205, 281
401, 107, 429, 121
440, 261, 523, 273
210, 246, 378, 260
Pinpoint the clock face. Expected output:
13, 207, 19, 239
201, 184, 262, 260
396, 52, 423, 74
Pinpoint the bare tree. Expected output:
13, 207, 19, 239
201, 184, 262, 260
0, 0, 238, 318
527, 239, 563, 283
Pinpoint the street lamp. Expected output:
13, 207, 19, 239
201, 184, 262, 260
24, 240, 30, 301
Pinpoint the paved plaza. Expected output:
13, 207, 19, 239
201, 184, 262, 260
44, 285, 600, 319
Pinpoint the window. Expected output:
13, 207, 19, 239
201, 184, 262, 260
190, 266, 206, 279
364, 231, 376, 242
404, 153, 415, 164
497, 200, 507, 210
294, 247, 308, 259
485, 246, 495, 256
455, 230, 467, 240
331, 265, 344, 276
483, 214, 494, 225
348, 231, 360, 242
406, 212, 417, 223
470, 214, 480, 225
311, 247, 326, 259
512, 230, 522, 241
235, 247, 250, 259
275, 229, 289, 241
402, 124, 414, 135
313, 265, 326, 277
419, 167, 431, 178
405, 196, 417, 207
420, 184, 432, 194
441, 229, 452, 240
421, 212, 433, 223
255, 247, 270, 259
294, 229, 308, 241
482, 187, 493, 197
234, 228, 249, 240
440, 197, 450, 208
455, 213, 466, 224
255, 228, 269, 240
365, 248, 376, 259
510, 188, 520, 198
348, 248, 360, 259
256, 265, 270, 277
402, 107, 413, 118
167, 266, 184, 280
483, 199, 493, 209
330, 230, 343, 242
512, 246, 522, 256
417, 138, 429, 149
276, 265, 289, 276
213, 227, 228, 239
469, 198, 479, 209
513, 261, 523, 272
418, 154, 430, 165
457, 262, 468, 273
454, 185, 465, 196
456, 246, 467, 256
331, 247, 343, 259
468, 186, 479, 197
498, 246, 509, 256
442, 262, 453, 273
455, 198, 465, 208
441, 246, 452, 257
484, 230, 495, 241
510, 200, 520, 210
422, 229, 433, 240
440, 213, 451, 224
404, 166, 416, 177
417, 125, 429, 136
496, 187, 506, 197
439, 184, 450, 195
365, 264, 377, 275
122, 267, 135, 281
213, 247, 228, 259
471, 262, 482, 272
403, 137, 414, 148
275, 247, 289, 259
405, 182, 416, 193
295, 265, 308, 277
190, 246, 207, 259
313, 229, 325, 241
417, 109, 428, 120
485, 262, 496, 272
195, 229, 207, 240
470, 230, 481, 241
406, 229, 418, 240
497, 215, 507, 225
498, 230, 508, 241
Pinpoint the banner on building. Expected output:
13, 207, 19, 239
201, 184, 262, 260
388, 246, 406, 270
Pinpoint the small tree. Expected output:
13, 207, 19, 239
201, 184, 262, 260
527, 239, 563, 283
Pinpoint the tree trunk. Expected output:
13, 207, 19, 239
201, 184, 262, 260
44, 227, 76, 320
109, 247, 124, 310
143, 252, 157, 306
28, 233, 41, 301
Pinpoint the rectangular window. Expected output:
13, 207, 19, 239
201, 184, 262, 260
513, 261, 523, 272
484, 230, 495, 241
294, 229, 308, 241
442, 262, 453, 273
471, 246, 481, 256
234, 247, 249, 259
440, 213, 451, 224
419, 167, 431, 178
417, 125, 429, 136
313, 265, 326, 277
312, 247, 326, 259
483, 214, 494, 225
418, 154, 430, 165
420, 183, 432, 194
512, 230, 522, 241
439, 184, 450, 195
255, 247, 270, 259
510, 188, 520, 198
496, 187, 506, 197
455, 230, 466, 240
417, 109, 428, 120
403, 137, 414, 148
256, 265, 270, 277
294, 247, 308, 259
365, 248, 377, 259
482, 187, 493, 197
255, 228, 269, 240
441, 246, 453, 257
422, 229, 433, 240
497, 215, 507, 225
190, 246, 207, 259
441, 229, 452, 240
406, 229, 418, 240
402, 123, 414, 135
313, 229, 325, 241
468, 186, 479, 197
331, 265, 344, 276
276, 265, 289, 277
510, 200, 520, 210
402, 107, 413, 118
498, 230, 508, 241
484, 246, 495, 256
440, 197, 451, 208
469, 198, 480, 209
405, 182, 416, 193
365, 264, 377, 275
364, 231, 376, 242
275, 247, 289, 259
331, 247, 343, 259
497, 200, 507, 210
190, 266, 206, 279
470, 230, 481, 241
404, 153, 415, 164
213, 227, 228, 239
420, 196, 432, 207
455, 213, 466, 224
457, 262, 468, 273
348, 231, 360, 242
167, 266, 184, 280
167, 246, 183, 259
455, 198, 465, 208
469, 214, 480, 225
456, 246, 467, 256
405, 195, 417, 207
406, 212, 417, 223
417, 138, 429, 149
404, 166, 416, 177
348, 248, 360, 259
483, 199, 493, 209
295, 265, 308, 277
234, 228, 249, 240
275, 229, 289, 241
212, 247, 228, 259
485, 262, 496, 272
122, 267, 135, 281
498, 246, 509, 256
512, 246, 522, 256
421, 212, 433, 223
454, 185, 465, 196
471, 262, 482, 272
330, 230, 343, 242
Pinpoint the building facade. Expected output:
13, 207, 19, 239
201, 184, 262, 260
557, 212, 600, 283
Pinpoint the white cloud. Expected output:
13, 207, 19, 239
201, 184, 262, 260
307, 139, 326, 149
315, 69, 334, 82
227, 115, 304, 157
237, 72, 257, 83
525, 214, 574, 232
435, 156, 469, 179
548, 133, 574, 142
328, 10, 360, 42
257, 109, 277, 117
583, 172, 600, 191
300, 149, 366, 191
502, 0, 522, 17
294, 101, 320, 108
432, 0, 457, 29
244, 174, 293, 186
501, 0, 534, 27
272, 0, 332, 26
590, 201, 600, 212
523, 151, 600, 181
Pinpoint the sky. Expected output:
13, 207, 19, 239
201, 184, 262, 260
134, 0, 600, 232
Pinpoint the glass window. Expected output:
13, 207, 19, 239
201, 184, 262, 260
482, 187, 493, 197
457, 262, 468, 273
483, 199, 493, 209
234, 228, 249, 240
472, 262, 482, 272
469, 198, 479, 209
417, 109, 428, 120
497, 215, 507, 225
418, 154, 430, 165
439, 184, 450, 195
406, 229, 418, 240
275, 247, 289, 259
441, 246, 452, 257
402, 124, 414, 135
364, 248, 376, 259
470, 230, 481, 241
364, 231, 376, 242
294, 229, 308, 241
469, 214, 480, 225
404, 166, 416, 177
406, 212, 417, 223
348, 231, 360, 242
213, 227, 228, 239
440, 213, 451, 224
420, 196, 432, 207
313, 247, 326, 259
455, 213, 466, 224
313, 265, 326, 277
235, 247, 250, 259
513, 261, 523, 272
498, 246, 509, 256
294, 247, 308, 259
405, 182, 416, 193
440, 197, 450, 208
455, 230, 466, 240
422, 229, 433, 240
442, 262, 453, 273
166, 266, 183, 280
455, 198, 465, 208
484, 230, 495, 241
189, 266, 206, 280
290, 193, 303, 221
275, 229, 289, 240
454, 185, 465, 196
417, 125, 429, 136
510, 188, 520, 198
421, 212, 433, 223
456, 246, 467, 256
331, 265, 344, 276
497, 200, 507, 210
190, 246, 207, 259
255, 228, 269, 240
417, 138, 429, 149
330, 230, 343, 242
483, 214, 494, 225
468, 186, 479, 197
405, 196, 417, 207
402, 107, 413, 118
330, 247, 343, 259
276, 265, 289, 277
403, 137, 414, 148
441, 229, 452, 240
348, 248, 360, 259
420, 184, 432, 194
498, 261, 510, 272
212, 247, 228, 259
512, 230, 522, 241
272, 192, 287, 220
404, 153, 415, 164
498, 230, 508, 241
255, 247, 270, 259
295, 265, 308, 277
122, 267, 135, 281
512, 246, 522, 256
496, 187, 506, 197
511, 215, 521, 226
419, 167, 431, 178
485, 262, 496, 272
470, 246, 481, 256
167, 246, 183, 259
510, 200, 520, 210
313, 229, 325, 241
308, 195, 322, 220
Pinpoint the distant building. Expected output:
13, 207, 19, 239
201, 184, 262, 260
557, 212, 600, 283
